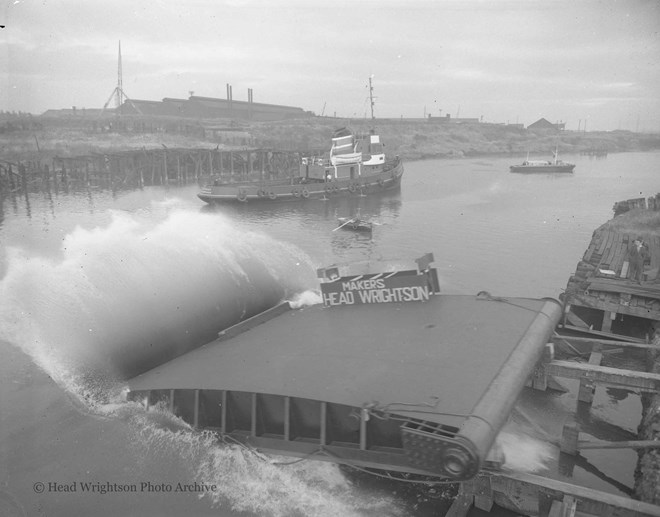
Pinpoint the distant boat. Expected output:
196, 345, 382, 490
510, 147, 575, 173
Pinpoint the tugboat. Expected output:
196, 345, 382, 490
197, 80, 403, 204
197, 128, 403, 204
509, 146, 575, 173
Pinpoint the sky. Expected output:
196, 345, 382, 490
1, 0, 659, 131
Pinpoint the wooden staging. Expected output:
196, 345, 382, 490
563, 195, 660, 332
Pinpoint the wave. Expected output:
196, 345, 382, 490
98, 399, 402, 517
0, 208, 318, 386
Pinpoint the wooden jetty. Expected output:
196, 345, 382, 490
0, 147, 301, 193
458, 195, 660, 516
563, 194, 660, 334
445, 328, 660, 517
434, 197, 660, 516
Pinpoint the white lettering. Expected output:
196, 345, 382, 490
355, 286, 430, 304
341, 278, 385, 291
338, 291, 354, 305
323, 292, 338, 305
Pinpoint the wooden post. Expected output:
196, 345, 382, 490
118, 157, 124, 185
578, 352, 602, 404
8, 164, 15, 190
260, 150, 265, 182
251, 393, 257, 437
548, 495, 577, 517
162, 150, 168, 184
473, 476, 494, 512
19, 162, 27, 192
532, 343, 554, 391
359, 408, 367, 450
320, 401, 327, 446
601, 310, 614, 333
561, 421, 579, 455
446, 483, 474, 517
221, 391, 227, 433
193, 390, 199, 428
284, 397, 290, 441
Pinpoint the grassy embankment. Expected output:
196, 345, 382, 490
250, 117, 660, 160
2, 116, 660, 164
602, 209, 660, 238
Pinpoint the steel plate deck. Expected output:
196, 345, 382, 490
129, 294, 558, 429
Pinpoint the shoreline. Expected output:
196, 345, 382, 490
2, 115, 660, 165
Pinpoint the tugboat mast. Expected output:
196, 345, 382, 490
368, 76, 376, 123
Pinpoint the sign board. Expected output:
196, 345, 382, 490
320, 270, 437, 307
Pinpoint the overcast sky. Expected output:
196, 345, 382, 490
2, 0, 659, 131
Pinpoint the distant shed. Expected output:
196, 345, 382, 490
527, 118, 566, 131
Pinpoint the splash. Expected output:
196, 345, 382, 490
89, 398, 402, 517
0, 208, 318, 387
496, 430, 554, 473
287, 289, 323, 309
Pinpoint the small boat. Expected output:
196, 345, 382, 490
509, 147, 575, 173
197, 127, 403, 204
334, 216, 373, 233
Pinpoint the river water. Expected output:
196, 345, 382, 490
0, 151, 658, 516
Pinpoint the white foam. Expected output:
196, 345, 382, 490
497, 430, 554, 473
287, 289, 323, 308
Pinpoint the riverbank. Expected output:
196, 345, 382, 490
2, 115, 660, 165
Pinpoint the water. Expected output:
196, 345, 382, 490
0, 152, 658, 516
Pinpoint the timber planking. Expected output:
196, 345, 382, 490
564, 205, 660, 325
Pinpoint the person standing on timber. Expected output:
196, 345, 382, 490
628, 237, 648, 283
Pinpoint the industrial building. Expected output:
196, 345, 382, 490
117, 91, 312, 122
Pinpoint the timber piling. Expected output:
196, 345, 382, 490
0, 147, 301, 195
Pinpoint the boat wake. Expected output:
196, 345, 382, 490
93, 399, 401, 517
